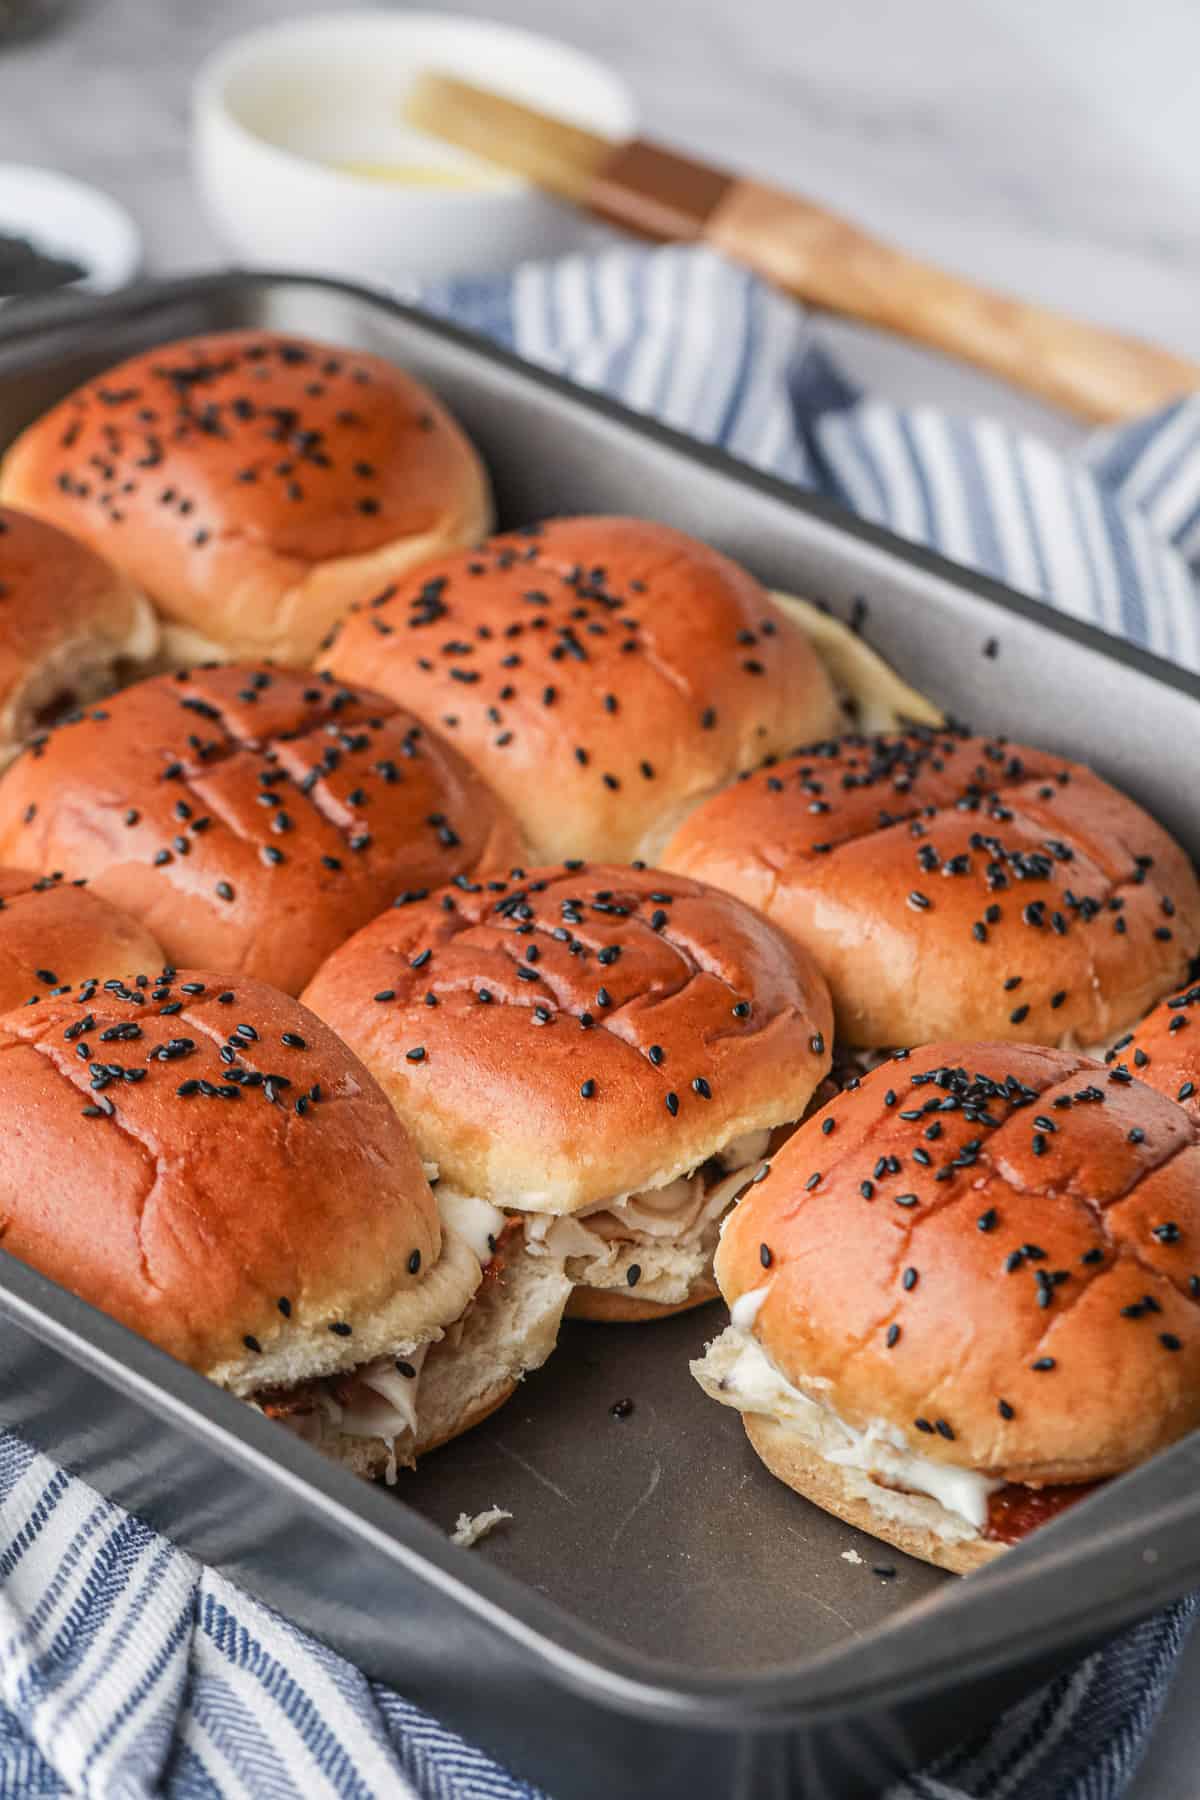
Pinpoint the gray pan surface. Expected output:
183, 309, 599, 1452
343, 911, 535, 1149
0, 273, 1198, 1799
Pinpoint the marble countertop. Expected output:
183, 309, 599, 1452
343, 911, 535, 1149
0, 2, 1198, 1793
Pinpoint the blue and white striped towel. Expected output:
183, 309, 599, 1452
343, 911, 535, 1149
1, 243, 1199, 1799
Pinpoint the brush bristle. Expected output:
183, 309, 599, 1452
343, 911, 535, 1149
403, 72, 614, 203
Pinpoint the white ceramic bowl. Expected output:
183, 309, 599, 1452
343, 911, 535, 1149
0, 163, 140, 303
192, 11, 636, 285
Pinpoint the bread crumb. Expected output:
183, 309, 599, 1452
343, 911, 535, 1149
451, 1506, 512, 1548
840, 1548, 864, 1565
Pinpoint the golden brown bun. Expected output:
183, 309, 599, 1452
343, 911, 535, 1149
0, 867, 163, 1012
664, 726, 1200, 1049
1120, 984, 1200, 1115
0, 506, 158, 765
0, 331, 492, 664
718, 1041, 1200, 1486
0, 968, 485, 1396
302, 862, 833, 1212
0, 664, 525, 994
319, 516, 839, 862
566, 1270, 718, 1322
743, 1416, 1004, 1575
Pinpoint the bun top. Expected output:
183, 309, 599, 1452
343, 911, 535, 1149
0, 664, 525, 994
0, 331, 492, 663
717, 1041, 1200, 1484
0, 969, 482, 1395
0, 867, 163, 1012
0, 505, 158, 762
319, 516, 839, 863
301, 862, 833, 1211
664, 726, 1200, 1049
1120, 983, 1200, 1115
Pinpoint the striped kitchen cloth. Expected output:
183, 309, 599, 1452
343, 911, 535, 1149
1, 241, 1199, 1799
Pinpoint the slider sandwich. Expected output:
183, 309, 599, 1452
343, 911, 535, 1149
0, 331, 493, 665
302, 863, 833, 1320
0, 968, 554, 1481
664, 725, 1200, 1052
694, 1041, 1200, 1570
0, 664, 524, 994
319, 515, 840, 863
0, 867, 163, 1011
0, 505, 158, 766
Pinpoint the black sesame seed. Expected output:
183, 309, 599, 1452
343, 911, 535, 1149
760, 1244, 773, 1268
408, 1250, 422, 1275
329, 1321, 352, 1337
626, 1264, 641, 1288
665, 1091, 679, 1116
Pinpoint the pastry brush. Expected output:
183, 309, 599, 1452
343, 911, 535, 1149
406, 72, 1200, 425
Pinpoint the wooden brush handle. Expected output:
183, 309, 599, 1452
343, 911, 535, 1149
705, 181, 1200, 424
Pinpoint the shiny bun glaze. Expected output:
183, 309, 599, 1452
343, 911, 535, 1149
319, 516, 839, 862
0, 968, 477, 1396
717, 1042, 1200, 1486
0, 664, 524, 994
664, 726, 1200, 1048
1120, 981, 1200, 1116
0, 505, 158, 764
302, 861, 833, 1214
0, 867, 163, 1012
0, 331, 492, 663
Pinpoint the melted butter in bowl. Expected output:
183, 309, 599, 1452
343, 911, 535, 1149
193, 14, 635, 281
331, 161, 494, 189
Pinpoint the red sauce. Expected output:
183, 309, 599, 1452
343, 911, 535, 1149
985, 1479, 1100, 1544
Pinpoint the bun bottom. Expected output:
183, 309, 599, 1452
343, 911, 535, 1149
333, 1244, 572, 1480
336, 1382, 515, 1481
567, 1271, 719, 1324
744, 1414, 1006, 1576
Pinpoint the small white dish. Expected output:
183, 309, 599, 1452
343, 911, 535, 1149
191, 11, 636, 285
0, 163, 141, 302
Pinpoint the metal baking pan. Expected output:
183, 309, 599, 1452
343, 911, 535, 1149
1, 272, 1199, 1800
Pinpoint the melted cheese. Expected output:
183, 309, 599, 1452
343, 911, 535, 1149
693, 1325, 1002, 1534
730, 1283, 772, 1331
436, 1187, 508, 1265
